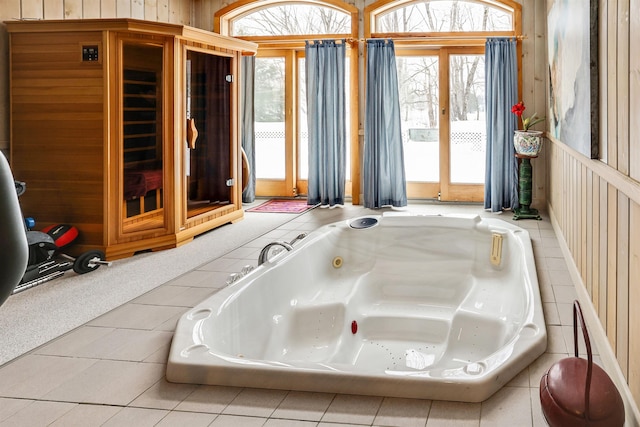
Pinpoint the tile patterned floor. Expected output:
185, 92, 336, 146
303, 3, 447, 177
0, 203, 592, 426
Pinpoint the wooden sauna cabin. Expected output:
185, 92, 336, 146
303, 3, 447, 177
6, 19, 257, 260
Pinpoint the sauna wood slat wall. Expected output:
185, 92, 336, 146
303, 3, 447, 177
9, 29, 105, 247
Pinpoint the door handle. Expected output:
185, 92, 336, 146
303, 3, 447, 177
186, 118, 198, 149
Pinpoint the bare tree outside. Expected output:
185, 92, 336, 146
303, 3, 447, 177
377, 1, 511, 33
383, 2, 500, 128
233, 5, 351, 36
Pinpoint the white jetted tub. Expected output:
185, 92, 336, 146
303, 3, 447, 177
167, 213, 547, 402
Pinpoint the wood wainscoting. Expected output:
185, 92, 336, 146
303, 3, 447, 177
547, 139, 640, 424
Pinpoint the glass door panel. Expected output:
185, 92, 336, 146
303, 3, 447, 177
185, 50, 232, 218
254, 55, 290, 196
441, 50, 485, 202
396, 49, 484, 201
396, 54, 440, 199
298, 57, 309, 182
121, 43, 165, 232
449, 54, 486, 184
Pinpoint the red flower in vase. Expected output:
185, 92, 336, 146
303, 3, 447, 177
511, 101, 545, 131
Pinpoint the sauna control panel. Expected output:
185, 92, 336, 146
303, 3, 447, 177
82, 45, 99, 62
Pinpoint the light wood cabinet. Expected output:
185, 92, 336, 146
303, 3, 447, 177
6, 19, 256, 260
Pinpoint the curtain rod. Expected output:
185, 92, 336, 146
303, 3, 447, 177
348, 34, 526, 43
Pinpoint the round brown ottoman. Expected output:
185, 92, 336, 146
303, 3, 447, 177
539, 300, 624, 427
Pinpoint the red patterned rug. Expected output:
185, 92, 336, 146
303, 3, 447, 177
246, 199, 318, 214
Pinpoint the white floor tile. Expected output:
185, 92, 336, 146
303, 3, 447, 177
130, 378, 199, 410
0, 398, 33, 422
222, 387, 288, 418
87, 303, 186, 330
0, 400, 76, 427
480, 386, 532, 427
155, 410, 217, 426
425, 400, 481, 426
271, 391, 335, 421
320, 394, 383, 425
175, 385, 242, 414
43, 360, 165, 405
0, 355, 96, 399
209, 414, 269, 426
49, 403, 122, 426
373, 397, 431, 427
101, 407, 168, 427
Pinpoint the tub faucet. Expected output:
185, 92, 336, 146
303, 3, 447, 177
289, 233, 307, 245
258, 241, 293, 265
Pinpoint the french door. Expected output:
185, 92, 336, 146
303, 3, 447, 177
253, 50, 296, 196
397, 47, 486, 202
253, 50, 354, 199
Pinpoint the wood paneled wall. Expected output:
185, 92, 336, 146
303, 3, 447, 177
546, 0, 640, 420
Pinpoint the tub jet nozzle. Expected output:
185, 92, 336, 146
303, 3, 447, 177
332, 256, 343, 268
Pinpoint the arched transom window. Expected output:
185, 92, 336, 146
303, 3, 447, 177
377, 1, 512, 33
232, 4, 351, 36
215, 0, 357, 40
366, 0, 520, 40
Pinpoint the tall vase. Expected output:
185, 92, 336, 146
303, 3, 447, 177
513, 130, 543, 157
513, 130, 543, 221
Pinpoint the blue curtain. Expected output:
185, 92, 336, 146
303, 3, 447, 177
305, 40, 346, 207
363, 39, 407, 209
484, 38, 519, 212
240, 56, 256, 203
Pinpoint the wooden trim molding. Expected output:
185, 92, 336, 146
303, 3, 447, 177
547, 135, 640, 206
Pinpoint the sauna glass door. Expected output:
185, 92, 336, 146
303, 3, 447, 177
185, 50, 232, 219
121, 42, 165, 232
